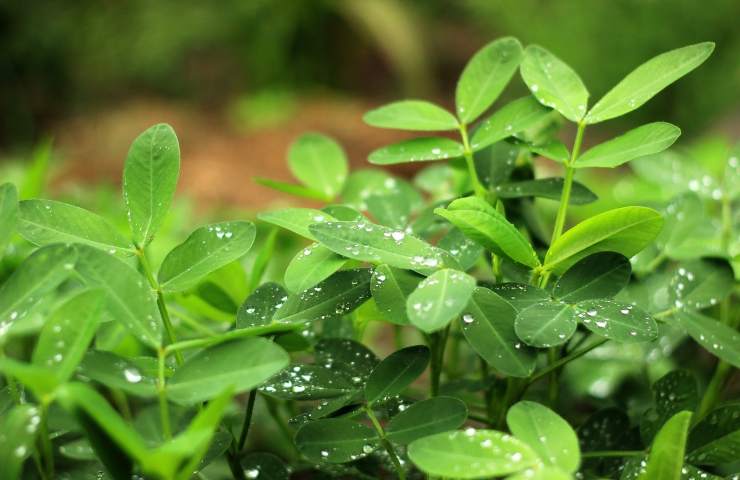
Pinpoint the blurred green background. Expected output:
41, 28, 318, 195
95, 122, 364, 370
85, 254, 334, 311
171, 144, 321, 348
1, 0, 739, 207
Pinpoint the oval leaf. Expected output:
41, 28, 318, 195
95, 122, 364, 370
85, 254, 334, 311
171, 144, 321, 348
575, 122, 681, 168
435, 196, 540, 268
520, 45, 589, 122
369, 137, 464, 165
575, 299, 658, 343
553, 252, 632, 303
284, 243, 347, 293
470, 96, 551, 151
257, 208, 336, 240
288, 133, 348, 198
78, 351, 159, 398
586, 42, 715, 124
158, 221, 256, 292
123, 123, 180, 247
0, 404, 41, 480
364, 345, 430, 405
456, 37, 524, 124
386, 396, 468, 445
674, 310, 740, 368
406, 269, 476, 333
515, 301, 578, 348
495, 177, 597, 205
236, 282, 288, 328
371, 265, 422, 325
364, 100, 459, 131
294, 418, 378, 464
641, 411, 692, 480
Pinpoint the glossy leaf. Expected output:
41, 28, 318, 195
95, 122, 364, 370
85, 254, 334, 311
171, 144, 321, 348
294, 418, 378, 463
288, 133, 348, 198
576, 122, 681, 168
369, 137, 464, 165
492, 283, 550, 312
17, 199, 134, 254
553, 252, 632, 303
0, 183, 18, 254
78, 351, 159, 398
32, 289, 105, 382
641, 370, 698, 443
474, 141, 520, 188
640, 411, 692, 480
366, 191, 412, 229
544, 206, 664, 274
687, 402, 740, 465
407, 269, 476, 333
496, 177, 597, 205
258, 208, 336, 240
507, 401, 581, 473
236, 282, 288, 328
260, 364, 355, 400
371, 265, 421, 325
0, 404, 41, 480
456, 37, 524, 124
365, 345, 430, 404
529, 140, 570, 163
462, 287, 537, 377
75, 245, 162, 349
386, 396, 467, 444
123, 123, 180, 247
241, 453, 290, 480
274, 268, 372, 324
310, 220, 456, 271
575, 300, 658, 342
438, 227, 484, 271
0, 244, 76, 342
669, 259, 734, 311
586, 42, 715, 124
314, 338, 379, 384
158, 221, 256, 292
674, 310, 740, 368
167, 337, 289, 405
285, 243, 347, 293
254, 177, 329, 202
521, 45, 588, 122
435, 196, 539, 268
364, 100, 458, 131
470, 97, 551, 151
408, 429, 538, 479
515, 301, 578, 348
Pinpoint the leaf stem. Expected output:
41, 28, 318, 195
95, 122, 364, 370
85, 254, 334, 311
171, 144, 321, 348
157, 348, 172, 439
364, 406, 406, 480
428, 326, 450, 397
236, 390, 258, 453
458, 123, 487, 199
38, 402, 54, 479
581, 450, 644, 459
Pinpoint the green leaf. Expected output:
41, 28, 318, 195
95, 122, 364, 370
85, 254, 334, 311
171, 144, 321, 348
674, 310, 740, 368
310, 221, 457, 271
0, 404, 41, 480
508, 466, 572, 480
371, 265, 422, 326
520, 45, 589, 122
237, 282, 288, 328
575, 123, 681, 168
438, 227, 484, 271
363, 100, 459, 131
341, 169, 420, 211
492, 283, 550, 313
364, 345, 430, 404
167, 337, 288, 405
507, 401, 581, 473
288, 133, 348, 198
515, 301, 578, 348
368, 137, 464, 165
687, 402, 740, 465
640, 411, 692, 480
553, 252, 632, 303
17, 199, 134, 254
408, 429, 538, 479
586, 42, 715, 124
123, 123, 180, 247
157, 221, 256, 292
495, 177, 597, 205
315, 338, 379, 384
294, 418, 378, 463
544, 206, 664, 274
386, 396, 468, 444
78, 351, 159, 398
470, 97, 551, 151
241, 453, 289, 480
669, 259, 734, 311
462, 287, 537, 377
75, 245, 162, 349
407, 269, 476, 333
32, 289, 104, 383
260, 363, 355, 400
575, 300, 658, 342
474, 141, 520, 188
641, 370, 698, 444
0, 359, 59, 397
0, 244, 76, 342
274, 268, 372, 324
254, 177, 330, 202
366, 191, 412, 229
456, 37, 524, 124
435, 196, 540, 268
0, 183, 18, 255
285, 243, 347, 293
257, 208, 337, 240
529, 140, 570, 163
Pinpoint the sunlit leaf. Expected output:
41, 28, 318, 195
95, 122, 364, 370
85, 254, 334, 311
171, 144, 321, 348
369, 137, 464, 165
576, 123, 681, 168
364, 100, 459, 131
470, 97, 551, 151
257, 208, 336, 240
370, 265, 422, 326
515, 301, 578, 348
406, 269, 476, 333
640, 411, 692, 480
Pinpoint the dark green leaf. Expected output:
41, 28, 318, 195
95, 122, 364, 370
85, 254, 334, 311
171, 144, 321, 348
669, 259, 734, 311
575, 299, 658, 342
237, 282, 288, 328
492, 283, 550, 312
260, 364, 355, 400
241, 453, 289, 480
123, 123, 180, 247
687, 402, 740, 465
674, 310, 740, 368
641, 370, 698, 444
314, 338, 379, 384
368, 137, 464, 165
438, 227, 484, 271
474, 141, 520, 188
553, 252, 632, 303
407, 269, 476, 333
386, 396, 467, 444
294, 418, 378, 463
363, 100, 458, 131
495, 177, 597, 205
515, 301, 578, 348
284, 244, 348, 294
365, 345, 430, 404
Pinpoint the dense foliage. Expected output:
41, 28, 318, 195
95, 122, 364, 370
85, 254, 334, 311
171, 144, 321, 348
0, 37, 738, 480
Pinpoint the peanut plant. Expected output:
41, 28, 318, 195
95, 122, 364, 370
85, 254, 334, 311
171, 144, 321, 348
0, 37, 738, 480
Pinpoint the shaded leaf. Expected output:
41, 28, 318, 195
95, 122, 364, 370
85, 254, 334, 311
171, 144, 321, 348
438, 227, 484, 271
674, 310, 740, 368
0, 404, 41, 480
241, 453, 289, 480
0, 183, 18, 255
78, 351, 159, 398
553, 252, 632, 303
260, 364, 356, 400
365, 345, 430, 404
492, 283, 550, 313
669, 259, 734, 311
294, 418, 378, 463
495, 177, 597, 205
386, 396, 467, 445
237, 282, 288, 328
687, 402, 740, 466
371, 265, 422, 326
515, 301, 578, 348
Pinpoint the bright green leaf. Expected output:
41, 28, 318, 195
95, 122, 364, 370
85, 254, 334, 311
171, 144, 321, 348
285, 243, 347, 293
0, 404, 41, 480
515, 301, 578, 348
575, 123, 681, 168
257, 208, 336, 240
575, 300, 658, 343
470, 97, 550, 151
364, 100, 459, 131
369, 137, 464, 165
371, 265, 422, 326
0, 183, 19, 255
407, 269, 476, 333
639, 411, 692, 480
288, 133, 348, 198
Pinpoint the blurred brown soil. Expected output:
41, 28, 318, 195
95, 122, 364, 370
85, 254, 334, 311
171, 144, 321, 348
52, 96, 433, 211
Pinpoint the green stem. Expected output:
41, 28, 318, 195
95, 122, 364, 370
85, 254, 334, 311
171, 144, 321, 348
527, 338, 608, 386
136, 249, 183, 365
550, 121, 586, 245
458, 123, 487, 199
365, 406, 406, 480
38, 402, 54, 479
157, 349, 172, 439
546, 348, 559, 405
428, 326, 450, 397
264, 397, 299, 458
236, 390, 258, 453
495, 378, 518, 429
581, 450, 644, 459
